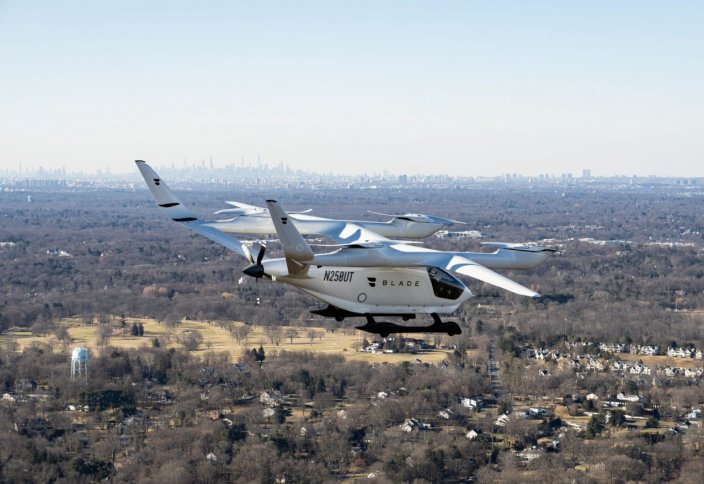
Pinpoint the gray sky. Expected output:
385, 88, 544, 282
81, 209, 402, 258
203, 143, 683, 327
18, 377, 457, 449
1, 1, 703, 176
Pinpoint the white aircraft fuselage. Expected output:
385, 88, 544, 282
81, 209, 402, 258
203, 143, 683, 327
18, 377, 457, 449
263, 260, 472, 315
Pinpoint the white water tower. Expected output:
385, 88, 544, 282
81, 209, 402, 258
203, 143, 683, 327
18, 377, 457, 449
71, 347, 88, 381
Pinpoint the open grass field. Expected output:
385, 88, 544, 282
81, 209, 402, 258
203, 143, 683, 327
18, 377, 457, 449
2, 317, 453, 364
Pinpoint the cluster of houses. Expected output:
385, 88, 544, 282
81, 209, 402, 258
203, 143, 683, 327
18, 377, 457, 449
360, 337, 432, 354
526, 348, 605, 371
597, 342, 703, 359
526, 346, 704, 380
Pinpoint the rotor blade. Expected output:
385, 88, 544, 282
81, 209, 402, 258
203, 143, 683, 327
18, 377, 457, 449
256, 241, 266, 265
445, 256, 541, 297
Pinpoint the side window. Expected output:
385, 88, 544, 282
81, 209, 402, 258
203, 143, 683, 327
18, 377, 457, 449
427, 267, 465, 300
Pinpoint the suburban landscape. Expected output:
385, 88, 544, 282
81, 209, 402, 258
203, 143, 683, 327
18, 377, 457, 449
1, 175, 703, 482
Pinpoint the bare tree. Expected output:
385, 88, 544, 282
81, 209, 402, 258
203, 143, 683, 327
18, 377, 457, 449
264, 326, 283, 346
307, 330, 317, 345
178, 331, 203, 351
54, 325, 71, 344
233, 325, 251, 345
96, 325, 112, 347
284, 328, 298, 344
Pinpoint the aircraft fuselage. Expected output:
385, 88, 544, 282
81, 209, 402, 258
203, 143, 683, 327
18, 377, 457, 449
261, 259, 472, 315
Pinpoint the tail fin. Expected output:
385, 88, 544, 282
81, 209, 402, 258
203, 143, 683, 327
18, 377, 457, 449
266, 199, 314, 275
266, 200, 314, 261
135, 160, 197, 222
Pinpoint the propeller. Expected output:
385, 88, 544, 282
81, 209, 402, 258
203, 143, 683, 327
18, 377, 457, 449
368, 210, 467, 226
242, 241, 266, 278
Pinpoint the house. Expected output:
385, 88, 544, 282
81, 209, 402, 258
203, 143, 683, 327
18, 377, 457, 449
526, 408, 549, 419
641, 345, 660, 356
630, 363, 651, 375
686, 409, 701, 420
616, 393, 642, 403
667, 347, 694, 358
46, 248, 72, 257
495, 413, 510, 427
362, 342, 382, 353
585, 357, 605, 371
438, 409, 454, 419
517, 448, 543, 461
466, 429, 480, 440
400, 418, 430, 432
527, 348, 550, 361
2, 393, 17, 403
260, 390, 284, 407
682, 368, 703, 378
586, 393, 599, 401
404, 338, 429, 350
376, 391, 388, 399
610, 361, 629, 372
599, 343, 627, 354
461, 397, 483, 410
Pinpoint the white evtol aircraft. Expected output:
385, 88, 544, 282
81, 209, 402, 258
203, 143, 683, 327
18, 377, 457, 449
136, 160, 554, 336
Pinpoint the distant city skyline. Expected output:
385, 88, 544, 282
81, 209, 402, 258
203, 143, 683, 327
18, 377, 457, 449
1, 1, 703, 177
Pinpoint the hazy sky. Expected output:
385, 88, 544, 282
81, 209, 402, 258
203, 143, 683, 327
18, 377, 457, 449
1, 1, 703, 177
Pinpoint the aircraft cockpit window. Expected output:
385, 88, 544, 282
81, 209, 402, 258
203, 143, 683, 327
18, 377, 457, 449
427, 267, 465, 300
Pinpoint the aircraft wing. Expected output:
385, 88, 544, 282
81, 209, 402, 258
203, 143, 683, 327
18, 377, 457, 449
440, 254, 540, 297
315, 222, 391, 245
135, 160, 255, 262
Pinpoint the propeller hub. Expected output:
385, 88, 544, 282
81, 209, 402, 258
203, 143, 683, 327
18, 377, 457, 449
243, 264, 265, 278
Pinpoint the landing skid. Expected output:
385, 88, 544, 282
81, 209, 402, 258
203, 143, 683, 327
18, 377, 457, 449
311, 305, 415, 322
356, 314, 461, 338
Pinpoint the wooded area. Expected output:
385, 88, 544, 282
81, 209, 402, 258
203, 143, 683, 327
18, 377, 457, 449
1, 182, 703, 482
